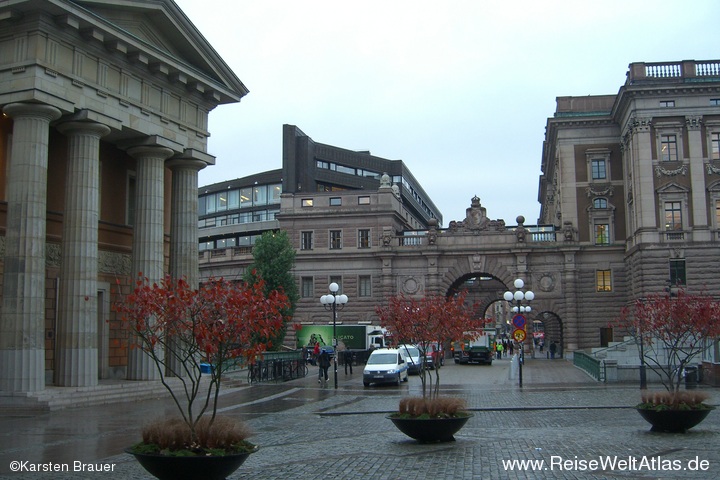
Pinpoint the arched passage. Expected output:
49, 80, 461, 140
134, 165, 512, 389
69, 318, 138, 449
535, 311, 564, 359
445, 272, 507, 325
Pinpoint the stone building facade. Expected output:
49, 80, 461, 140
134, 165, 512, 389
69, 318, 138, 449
0, 0, 246, 392
201, 60, 720, 384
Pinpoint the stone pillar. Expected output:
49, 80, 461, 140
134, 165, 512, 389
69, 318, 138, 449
126, 145, 174, 381
0, 102, 62, 392
166, 159, 206, 288
54, 121, 110, 387
630, 117, 657, 244
686, 116, 710, 241
165, 158, 205, 377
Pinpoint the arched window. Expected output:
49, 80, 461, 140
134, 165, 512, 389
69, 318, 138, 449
593, 198, 608, 209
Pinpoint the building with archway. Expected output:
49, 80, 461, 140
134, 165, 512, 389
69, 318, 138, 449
201, 60, 720, 384
0, 0, 246, 393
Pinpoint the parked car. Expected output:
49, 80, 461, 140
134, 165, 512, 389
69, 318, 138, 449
453, 343, 493, 365
397, 344, 423, 374
363, 348, 410, 386
419, 342, 444, 369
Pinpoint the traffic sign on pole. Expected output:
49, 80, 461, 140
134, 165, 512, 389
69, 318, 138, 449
512, 328, 526, 343
512, 314, 526, 329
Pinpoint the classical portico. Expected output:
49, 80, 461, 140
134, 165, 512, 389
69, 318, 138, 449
0, 0, 247, 393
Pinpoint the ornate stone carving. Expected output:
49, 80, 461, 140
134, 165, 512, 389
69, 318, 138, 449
447, 196, 506, 233
706, 163, 720, 175
562, 221, 577, 242
538, 273, 555, 292
401, 276, 421, 294
685, 116, 703, 130
655, 164, 687, 177
586, 185, 614, 197
99, 251, 132, 275
46, 243, 61, 268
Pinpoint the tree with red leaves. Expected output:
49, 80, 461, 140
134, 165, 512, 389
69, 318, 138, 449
376, 291, 479, 399
114, 275, 289, 447
614, 289, 720, 394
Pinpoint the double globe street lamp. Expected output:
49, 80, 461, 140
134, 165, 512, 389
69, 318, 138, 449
503, 278, 534, 387
320, 282, 348, 389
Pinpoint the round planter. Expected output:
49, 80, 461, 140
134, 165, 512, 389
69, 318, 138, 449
387, 413, 473, 443
125, 446, 256, 480
636, 407, 713, 433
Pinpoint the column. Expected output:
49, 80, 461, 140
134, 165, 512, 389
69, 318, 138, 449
165, 158, 205, 377
686, 116, 710, 241
167, 159, 206, 287
126, 145, 174, 381
0, 102, 62, 392
54, 121, 110, 387
630, 117, 657, 244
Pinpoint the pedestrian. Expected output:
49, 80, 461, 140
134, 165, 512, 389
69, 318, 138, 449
344, 349, 353, 374
508, 341, 514, 356
549, 341, 557, 359
317, 348, 330, 384
312, 341, 320, 366
496, 341, 504, 360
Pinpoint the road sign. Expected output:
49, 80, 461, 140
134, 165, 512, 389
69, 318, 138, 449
512, 314, 526, 329
512, 329, 526, 343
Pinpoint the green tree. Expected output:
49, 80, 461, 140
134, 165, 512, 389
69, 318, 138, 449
243, 230, 298, 348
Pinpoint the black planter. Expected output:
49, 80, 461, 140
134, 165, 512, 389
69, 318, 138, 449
125, 446, 256, 480
387, 413, 472, 443
636, 407, 713, 433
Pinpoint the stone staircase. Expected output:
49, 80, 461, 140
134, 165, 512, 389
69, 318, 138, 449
0, 372, 248, 414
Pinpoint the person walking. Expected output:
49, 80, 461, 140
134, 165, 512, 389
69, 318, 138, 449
496, 341, 504, 360
317, 348, 331, 384
549, 341, 557, 359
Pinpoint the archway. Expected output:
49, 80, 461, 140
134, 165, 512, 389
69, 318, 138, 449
445, 272, 507, 327
535, 311, 564, 359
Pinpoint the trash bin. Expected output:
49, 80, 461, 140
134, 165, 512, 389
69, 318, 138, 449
684, 366, 698, 388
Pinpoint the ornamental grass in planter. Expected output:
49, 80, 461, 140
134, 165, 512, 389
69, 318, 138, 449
377, 292, 479, 442
115, 274, 289, 474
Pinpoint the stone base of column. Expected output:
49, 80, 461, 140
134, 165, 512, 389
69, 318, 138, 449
0, 349, 45, 392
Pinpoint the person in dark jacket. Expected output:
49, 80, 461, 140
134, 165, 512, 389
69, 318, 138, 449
317, 349, 331, 384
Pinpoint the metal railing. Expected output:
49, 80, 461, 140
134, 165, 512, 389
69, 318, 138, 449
573, 351, 605, 382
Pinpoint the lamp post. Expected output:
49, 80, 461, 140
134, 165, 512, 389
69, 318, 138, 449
503, 278, 534, 387
320, 282, 348, 389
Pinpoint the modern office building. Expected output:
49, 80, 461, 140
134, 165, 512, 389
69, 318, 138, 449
0, 0, 246, 393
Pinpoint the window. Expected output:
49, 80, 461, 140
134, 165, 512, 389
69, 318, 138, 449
269, 184, 282, 203
664, 201, 682, 230
711, 133, 720, 160
591, 159, 607, 180
711, 99, 720, 106
301, 231, 313, 250
330, 230, 342, 249
217, 192, 228, 211
593, 198, 608, 209
669, 259, 686, 286
239, 187, 252, 208
228, 189, 239, 209
716, 199, 720, 229
659, 100, 675, 107
253, 185, 267, 205
329, 197, 342, 206
301, 277, 314, 298
301, 198, 313, 207
359, 275, 371, 297
358, 196, 370, 205
358, 229, 370, 248
596, 270, 612, 292
594, 223, 610, 245
660, 134, 678, 162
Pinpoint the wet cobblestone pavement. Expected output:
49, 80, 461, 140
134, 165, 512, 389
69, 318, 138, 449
1, 356, 718, 479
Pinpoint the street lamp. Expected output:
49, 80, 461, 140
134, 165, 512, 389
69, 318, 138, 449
503, 278, 534, 387
320, 282, 348, 389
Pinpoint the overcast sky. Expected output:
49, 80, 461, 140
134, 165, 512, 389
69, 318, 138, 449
175, 0, 720, 226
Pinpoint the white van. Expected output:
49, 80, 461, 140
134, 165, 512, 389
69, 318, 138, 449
363, 348, 409, 387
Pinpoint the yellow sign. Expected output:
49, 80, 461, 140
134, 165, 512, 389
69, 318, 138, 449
513, 329, 526, 343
